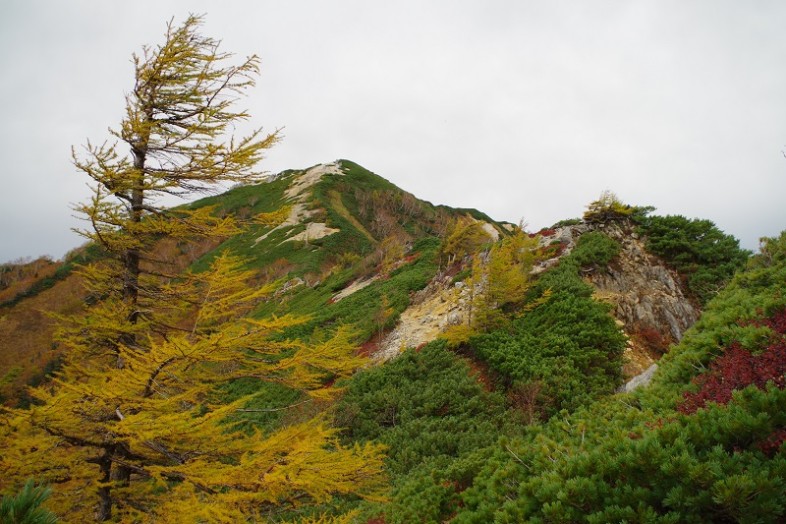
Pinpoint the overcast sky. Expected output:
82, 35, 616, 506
2, 1, 785, 263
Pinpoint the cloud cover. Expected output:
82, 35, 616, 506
1, 0, 785, 262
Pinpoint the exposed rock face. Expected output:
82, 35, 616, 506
480, 222, 501, 241
285, 222, 340, 243
585, 221, 699, 347
621, 363, 658, 393
538, 219, 700, 379
331, 276, 379, 303
372, 218, 699, 385
255, 163, 344, 245
373, 273, 476, 362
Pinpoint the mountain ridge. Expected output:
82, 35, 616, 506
0, 159, 732, 404
1, 158, 771, 523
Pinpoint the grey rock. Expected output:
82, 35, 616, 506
447, 312, 463, 325
585, 221, 699, 349
620, 364, 658, 393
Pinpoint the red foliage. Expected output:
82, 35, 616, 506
759, 428, 786, 457
678, 308, 786, 415
358, 331, 387, 357
636, 324, 669, 354
763, 307, 786, 335
465, 357, 496, 393
536, 241, 567, 260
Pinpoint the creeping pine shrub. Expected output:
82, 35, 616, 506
638, 214, 749, 304
569, 231, 621, 268
454, 233, 786, 523
336, 341, 505, 523
472, 231, 625, 417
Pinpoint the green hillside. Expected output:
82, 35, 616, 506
4, 14, 779, 522
1, 159, 777, 523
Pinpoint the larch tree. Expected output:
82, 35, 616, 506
441, 227, 539, 347
0, 15, 385, 522
582, 190, 633, 223
69, 13, 278, 356
438, 216, 491, 267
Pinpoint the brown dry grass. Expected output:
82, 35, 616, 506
0, 235, 224, 404
0, 272, 84, 403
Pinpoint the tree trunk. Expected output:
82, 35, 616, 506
118, 146, 146, 365
96, 450, 113, 521
126, 148, 145, 324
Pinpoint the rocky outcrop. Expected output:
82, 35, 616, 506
585, 221, 699, 347
373, 273, 477, 362
285, 222, 340, 243
255, 163, 344, 245
538, 220, 700, 379
331, 276, 379, 303
372, 218, 699, 385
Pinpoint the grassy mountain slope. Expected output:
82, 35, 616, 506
0, 160, 770, 523
0, 160, 500, 404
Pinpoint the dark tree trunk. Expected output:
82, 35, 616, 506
96, 450, 113, 522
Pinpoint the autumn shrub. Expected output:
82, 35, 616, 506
467, 230, 538, 332
679, 308, 786, 415
583, 190, 633, 223
535, 239, 567, 260
635, 323, 669, 354
439, 218, 491, 266
535, 227, 557, 237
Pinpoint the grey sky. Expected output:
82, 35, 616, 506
1, 1, 785, 263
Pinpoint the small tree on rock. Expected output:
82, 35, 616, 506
583, 190, 633, 223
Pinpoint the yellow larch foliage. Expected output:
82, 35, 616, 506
2, 253, 385, 521
277, 325, 369, 398
439, 216, 491, 266
1, 15, 387, 522
294, 510, 363, 524
442, 227, 540, 340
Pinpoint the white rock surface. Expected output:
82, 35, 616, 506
255, 163, 344, 245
